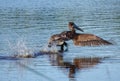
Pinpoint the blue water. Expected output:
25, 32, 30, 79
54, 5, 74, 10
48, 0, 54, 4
0, 0, 120, 81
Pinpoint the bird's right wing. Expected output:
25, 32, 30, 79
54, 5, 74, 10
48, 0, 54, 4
74, 34, 112, 46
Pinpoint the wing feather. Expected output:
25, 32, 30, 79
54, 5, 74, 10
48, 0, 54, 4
74, 34, 112, 46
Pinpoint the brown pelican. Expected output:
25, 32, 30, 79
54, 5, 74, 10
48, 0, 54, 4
48, 22, 112, 51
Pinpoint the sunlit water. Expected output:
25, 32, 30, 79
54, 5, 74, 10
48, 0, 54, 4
0, 0, 120, 81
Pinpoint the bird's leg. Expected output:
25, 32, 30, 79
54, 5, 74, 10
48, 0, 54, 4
64, 42, 68, 51
58, 42, 68, 52
58, 44, 64, 52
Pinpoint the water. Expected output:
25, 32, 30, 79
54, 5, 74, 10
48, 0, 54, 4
0, 0, 120, 81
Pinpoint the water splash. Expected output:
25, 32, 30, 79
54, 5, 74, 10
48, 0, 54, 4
8, 38, 34, 57
40, 42, 58, 53
7, 38, 59, 58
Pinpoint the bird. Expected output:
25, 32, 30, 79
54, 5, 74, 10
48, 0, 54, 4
48, 22, 112, 52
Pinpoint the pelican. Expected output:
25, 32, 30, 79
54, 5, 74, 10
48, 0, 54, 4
48, 22, 112, 51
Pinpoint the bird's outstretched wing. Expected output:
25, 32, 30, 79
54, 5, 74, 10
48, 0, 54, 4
74, 34, 112, 46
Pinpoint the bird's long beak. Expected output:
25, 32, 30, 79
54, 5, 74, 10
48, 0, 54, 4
73, 24, 84, 32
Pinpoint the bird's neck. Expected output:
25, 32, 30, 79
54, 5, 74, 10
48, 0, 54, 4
71, 30, 76, 34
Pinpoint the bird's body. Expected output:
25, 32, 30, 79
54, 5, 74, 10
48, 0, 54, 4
48, 33, 69, 52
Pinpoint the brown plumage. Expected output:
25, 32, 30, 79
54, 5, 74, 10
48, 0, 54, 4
48, 33, 69, 52
73, 33, 112, 46
48, 22, 112, 51
68, 22, 112, 46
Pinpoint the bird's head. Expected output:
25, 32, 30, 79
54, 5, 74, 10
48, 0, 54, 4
68, 22, 84, 32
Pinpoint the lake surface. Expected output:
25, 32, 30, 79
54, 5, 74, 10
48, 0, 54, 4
0, 0, 120, 81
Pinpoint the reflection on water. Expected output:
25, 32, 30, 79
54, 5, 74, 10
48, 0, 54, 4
48, 53, 101, 79
0, 0, 120, 81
